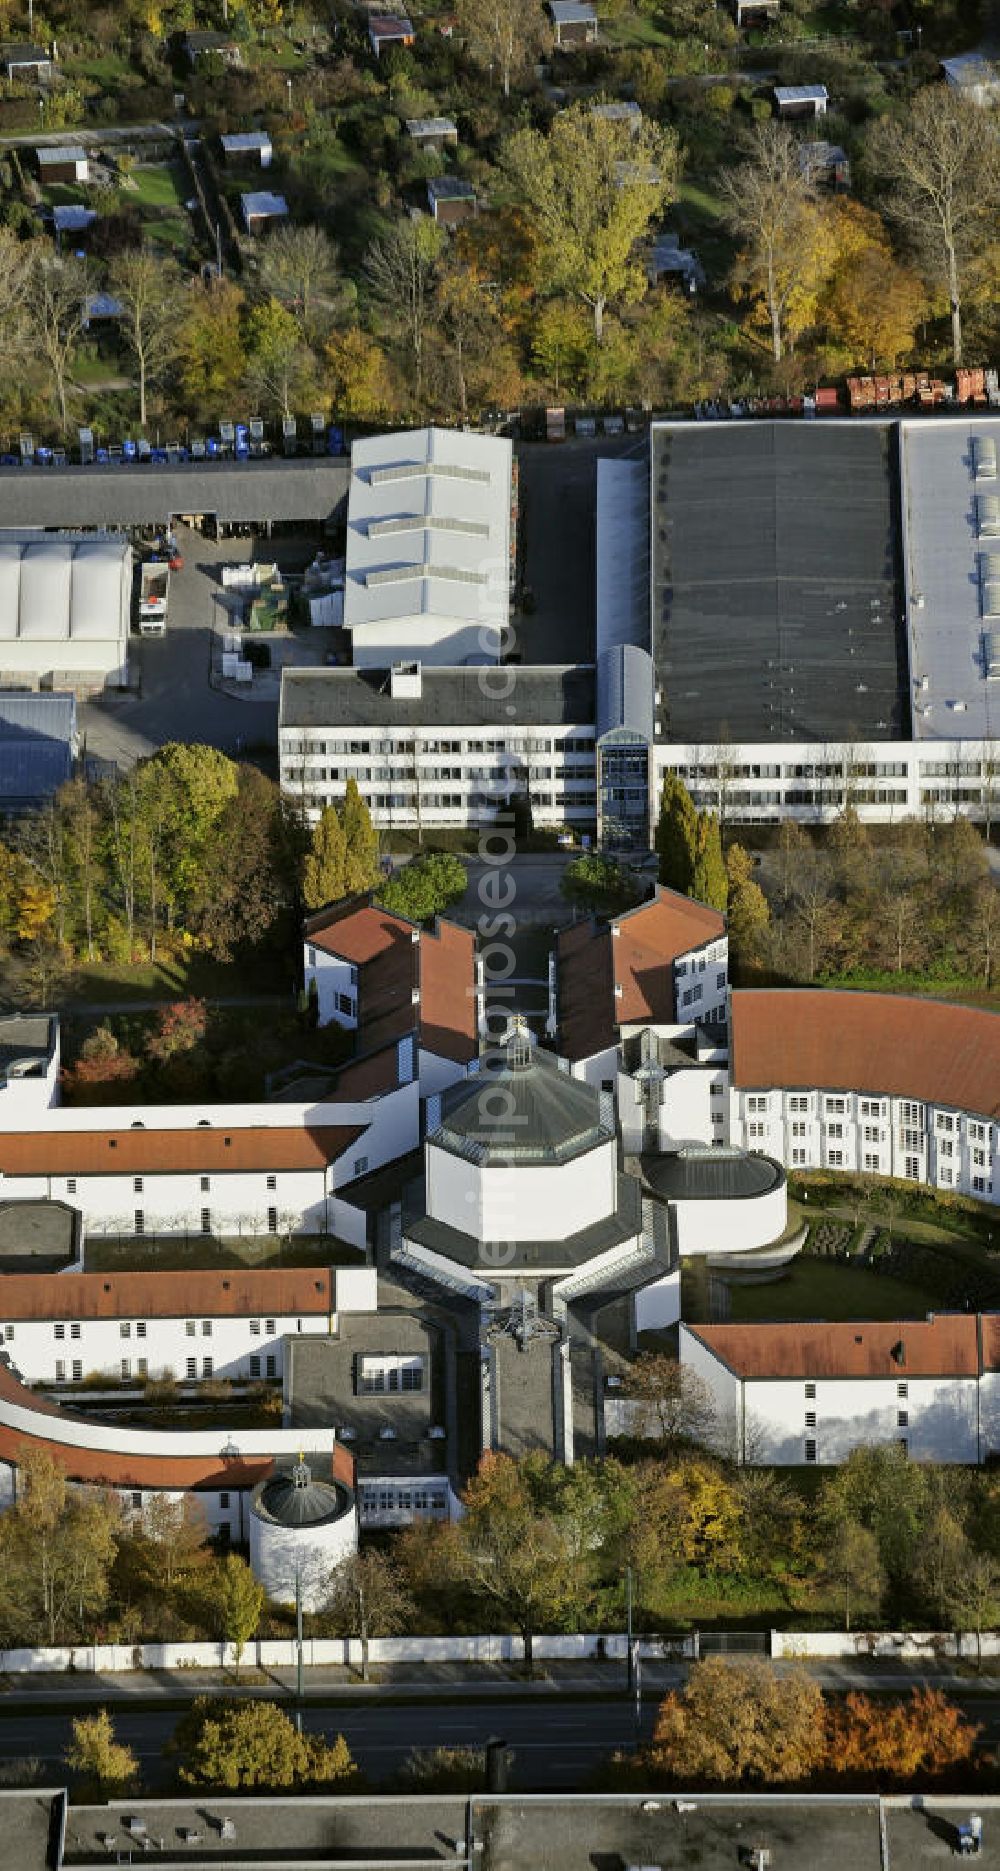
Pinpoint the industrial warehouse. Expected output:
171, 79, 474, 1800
280, 415, 1000, 839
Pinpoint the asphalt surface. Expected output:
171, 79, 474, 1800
0, 1695, 659, 1791
516, 433, 643, 669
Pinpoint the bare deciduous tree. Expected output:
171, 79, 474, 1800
31, 254, 88, 431
110, 247, 183, 429
719, 121, 812, 363
866, 86, 1000, 368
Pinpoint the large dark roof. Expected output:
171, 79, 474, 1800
651, 421, 908, 744
642, 1146, 784, 1202
280, 665, 595, 730
0, 458, 349, 529
433, 1043, 612, 1165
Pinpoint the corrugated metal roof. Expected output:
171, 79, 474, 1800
37, 143, 85, 163
596, 457, 649, 663
0, 459, 349, 528
596, 642, 654, 744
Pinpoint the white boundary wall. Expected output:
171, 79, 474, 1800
0, 1631, 697, 1672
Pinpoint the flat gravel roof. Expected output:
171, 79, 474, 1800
651, 421, 909, 745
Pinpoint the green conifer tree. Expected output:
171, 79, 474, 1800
341, 778, 382, 895
302, 805, 346, 910
690, 810, 728, 912
655, 772, 699, 894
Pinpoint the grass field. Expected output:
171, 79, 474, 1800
724, 1255, 935, 1324
60, 952, 288, 1008
128, 163, 188, 210
85, 1232, 357, 1273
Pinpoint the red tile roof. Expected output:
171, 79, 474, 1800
0, 1365, 356, 1493
0, 1124, 365, 1177
333, 1044, 401, 1100
556, 888, 725, 1060
306, 894, 478, 1066
613, 890, 725, 1023
556, 919, 616, 1062
420, 919, 477, 1065
689, 1316, 981, 1380
0, 1267, 335, 1323
307, 897, 412, 966
732, 989, 1000, 1120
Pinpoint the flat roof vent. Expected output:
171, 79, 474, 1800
974, 435, 997, 481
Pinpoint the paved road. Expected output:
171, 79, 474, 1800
0, 1695, 659, 1792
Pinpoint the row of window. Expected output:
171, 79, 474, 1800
44, 1315, 287, 1343
285, 736, 594, 756
359, 1489, 448, 1515
53, 1355, 278, 1382
64, 1175, 281, 1196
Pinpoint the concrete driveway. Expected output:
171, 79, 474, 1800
450, 852, 576, 930
78, 525, 279, 770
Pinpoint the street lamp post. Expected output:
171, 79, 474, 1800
295, 1563, 304, 1733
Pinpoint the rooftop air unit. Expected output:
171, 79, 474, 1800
977, 493, 1000, 537
974, 436, 997, 481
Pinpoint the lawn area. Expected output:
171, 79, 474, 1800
128, 163, 188, 210
59, 951, 288, 1007
724, 1255, 935, 1324
603, 10, 675, 47
84, 1232, 359, 1274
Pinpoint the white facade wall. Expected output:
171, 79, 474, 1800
679, 1323, 743, 1457
0, 1310, 347, 1388
16, 1167, 333, 1239
656, 739, 1000, 827
305, 946, 358, 1030
248, 1498, 357, 1610
280, 722, 597, 831
730, 1086, 997, 1206
740, 1374, 979, 1466
0, 1086, 421, 1237
425, 1136, 618, 1243
673, 937, 729, 1024
633, 1267, 681, 1332
569, 1045, 619, 1091
679, 1326, 982, 1466
671, 1180, 787, 1257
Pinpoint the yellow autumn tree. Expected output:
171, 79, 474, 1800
817, 199, 925, 371
16, 880, 56, 945
649, 1658, 826, 1785
325, 328, 398, 424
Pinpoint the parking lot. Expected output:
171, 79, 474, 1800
78, 525, 322, 771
